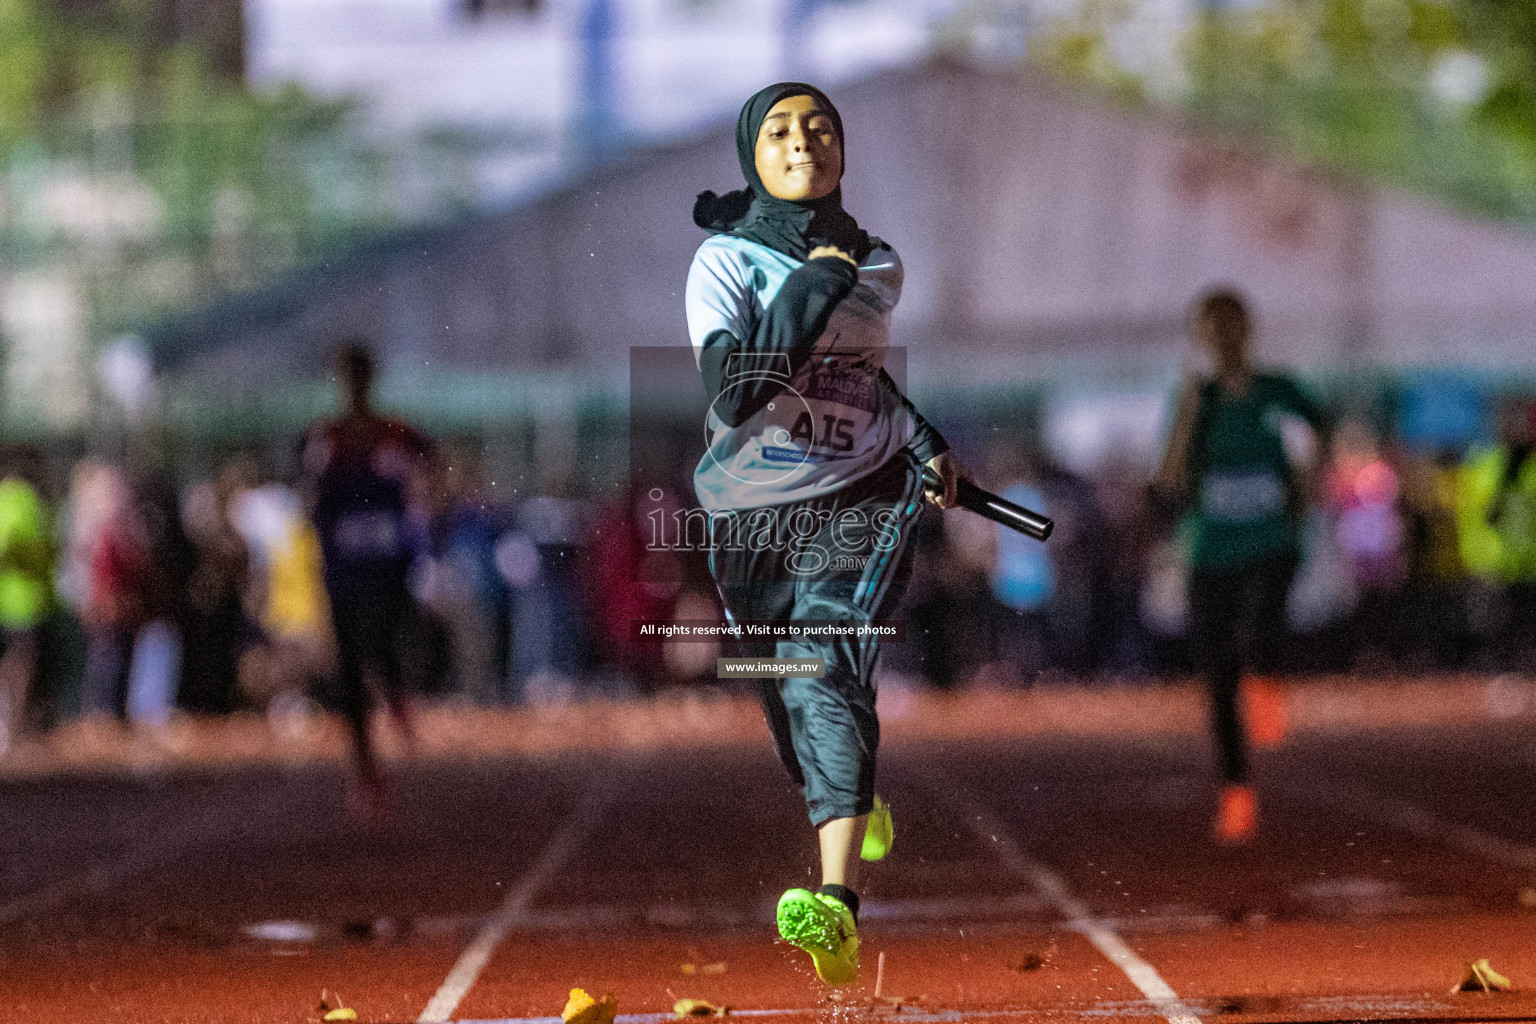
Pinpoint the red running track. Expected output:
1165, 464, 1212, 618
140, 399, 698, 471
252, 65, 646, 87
5, 686, 1536, 1024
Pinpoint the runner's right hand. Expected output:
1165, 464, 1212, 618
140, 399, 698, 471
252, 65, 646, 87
807, 245, 857, 267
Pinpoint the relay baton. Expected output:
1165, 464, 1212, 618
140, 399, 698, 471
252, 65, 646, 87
921, 467, 1054, 542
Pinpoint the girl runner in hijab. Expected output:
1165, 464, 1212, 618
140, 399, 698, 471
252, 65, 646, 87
687, 82, 967, 985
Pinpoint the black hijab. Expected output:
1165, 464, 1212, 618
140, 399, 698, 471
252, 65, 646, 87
693, 82, 876, 263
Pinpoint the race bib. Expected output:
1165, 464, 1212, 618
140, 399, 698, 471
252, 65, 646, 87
331, 511, 404, 559
1201, 470, 1285, 523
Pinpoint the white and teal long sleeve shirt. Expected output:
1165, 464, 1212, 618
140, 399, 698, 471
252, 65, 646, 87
685, 235, 948, 513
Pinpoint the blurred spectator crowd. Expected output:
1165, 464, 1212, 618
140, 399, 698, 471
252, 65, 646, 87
3, 380, 1536, 753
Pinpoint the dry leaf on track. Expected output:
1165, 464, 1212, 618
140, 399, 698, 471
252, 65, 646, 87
1013, 938, 1058, 972
1454, 958, 1513, 994
563, 988, 619, 1024
674, 998, 729, 1017
318, 989, 357, 1021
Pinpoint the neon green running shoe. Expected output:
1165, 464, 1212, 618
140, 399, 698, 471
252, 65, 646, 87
861, 794, 894, 862
776, 888, 859, 986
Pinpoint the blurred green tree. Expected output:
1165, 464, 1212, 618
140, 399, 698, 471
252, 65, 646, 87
1460, 0, 1536, 160
1183, 0, 1536, 221
0, 0, 465, 360
986, 0, 1536, 225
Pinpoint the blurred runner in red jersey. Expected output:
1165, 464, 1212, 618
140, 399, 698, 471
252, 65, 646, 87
302, 341, 435, 821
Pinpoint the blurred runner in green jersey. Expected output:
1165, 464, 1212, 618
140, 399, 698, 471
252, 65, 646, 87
1157, 290, 1328, 846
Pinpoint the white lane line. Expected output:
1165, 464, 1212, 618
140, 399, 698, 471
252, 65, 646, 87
1312, 784, 1536, 871
459, 1014, 796, 1024
459, 1006, 1228, 1024
418, 779, 620, 1024
449, 990, 1463, 1023
412, 892, 1056, 937
960, 795, 1202, 1024
458, 1012, 1012, 1024
386, 896, 1214, 940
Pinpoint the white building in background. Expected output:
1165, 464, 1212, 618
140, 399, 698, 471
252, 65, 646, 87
241, 0, 1244, 206
244, 0, 966, 205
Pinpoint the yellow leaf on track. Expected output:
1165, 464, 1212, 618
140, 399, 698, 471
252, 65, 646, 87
1454, 958, 1513, 993
564, 988, 618, 1024
323, 1009, 357, 1021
